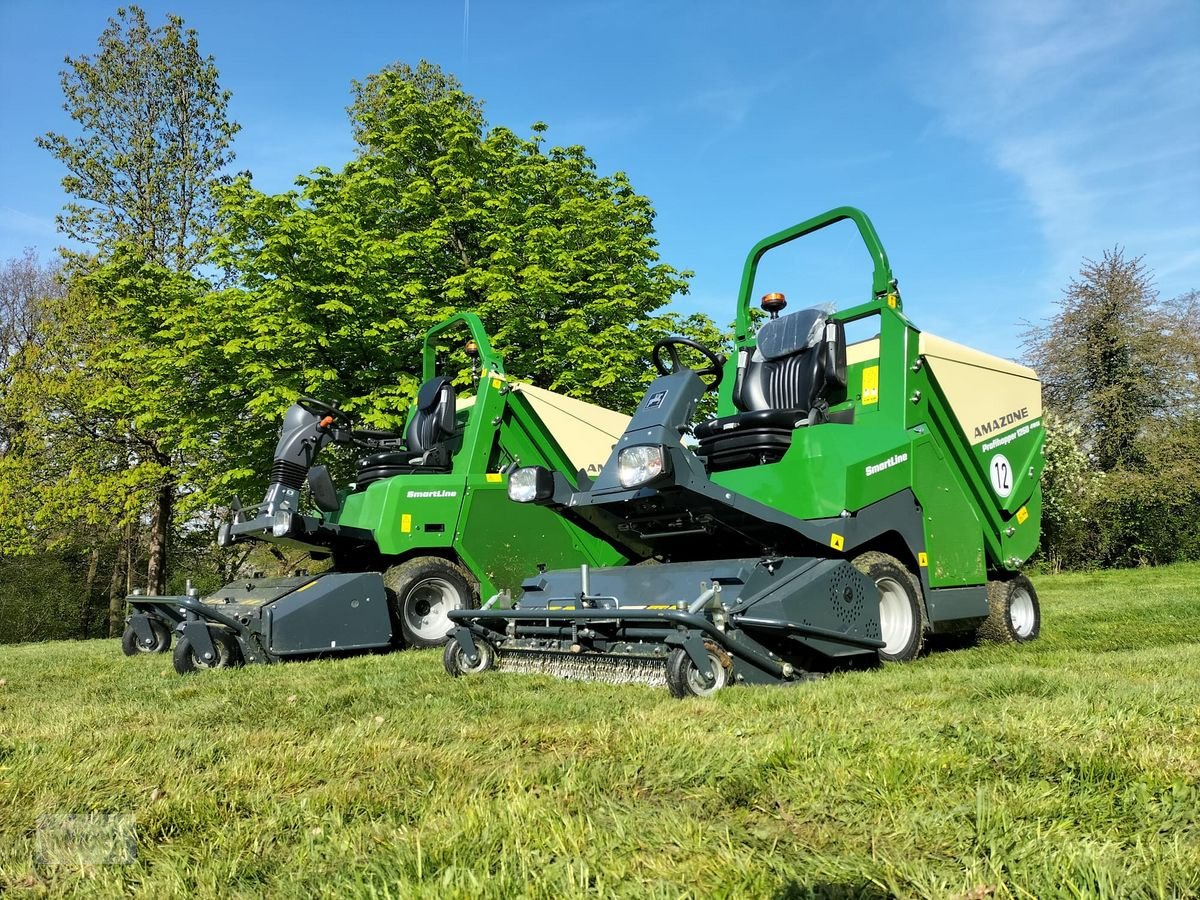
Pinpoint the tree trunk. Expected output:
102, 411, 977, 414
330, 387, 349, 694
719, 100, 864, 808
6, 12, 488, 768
126, 521, 137, 596
145, 472, 173, 595
106, 540, 128, 638
80, 546, 100, 639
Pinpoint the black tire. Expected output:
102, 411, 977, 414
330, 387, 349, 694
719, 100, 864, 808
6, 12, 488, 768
852, 551, 926, 662
384, 557, 477, 649
121, 618, 171, 655
172, 629, 241, 675
665, 641, 733, 699
978, 574, 1041, 644
442, 634, 495, 677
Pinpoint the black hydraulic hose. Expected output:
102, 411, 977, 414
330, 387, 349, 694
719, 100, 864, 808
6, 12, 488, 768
732, 614, 885, 650
133, 596, 247, 636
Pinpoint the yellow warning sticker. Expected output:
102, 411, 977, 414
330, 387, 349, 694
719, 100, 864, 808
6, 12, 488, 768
918, 552, 928, 567
485, 473, 502, 483
862, 366, 879, 405
491, 378, 503, 389
830, 533, 845, 551
887, 294, 898, 308
401, 514, 412, 533
1016, 506, 1029, 525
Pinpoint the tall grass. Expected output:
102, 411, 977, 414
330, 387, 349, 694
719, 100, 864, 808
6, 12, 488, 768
1, 564, 1198, 897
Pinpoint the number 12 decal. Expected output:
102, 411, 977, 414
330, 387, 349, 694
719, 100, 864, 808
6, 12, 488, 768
989, 453, 1013, 498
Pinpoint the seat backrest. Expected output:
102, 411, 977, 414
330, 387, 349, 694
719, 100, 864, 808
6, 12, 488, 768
735, 308, 846, 412
406, 376, 457, 453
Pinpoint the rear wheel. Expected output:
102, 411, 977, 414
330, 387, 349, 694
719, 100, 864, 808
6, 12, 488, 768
384, 557, 477, 649
665, 642, 732, 699
121, 618, 171, 655
852, 551, 926, 662
443, 635, 495, 677
979, 574, 1041, 643
172, 629, 241, 674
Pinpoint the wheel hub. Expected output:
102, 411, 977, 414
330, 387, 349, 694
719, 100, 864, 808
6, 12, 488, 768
876, 575, 915, 656
406, 577, 456, 640
1009, 586, 1036, 638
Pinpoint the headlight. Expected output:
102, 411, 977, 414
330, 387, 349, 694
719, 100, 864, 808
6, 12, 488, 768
617, 445, 667, 488
508, 466, 554, 503
272, 511, 293, 537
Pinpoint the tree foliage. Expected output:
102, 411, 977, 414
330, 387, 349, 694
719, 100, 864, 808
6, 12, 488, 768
1024, 250, 1195, 471
213, 61, 716, 427
1028, 251, 1200, 567
23, 6, 240, 598
36, 5, 239, 272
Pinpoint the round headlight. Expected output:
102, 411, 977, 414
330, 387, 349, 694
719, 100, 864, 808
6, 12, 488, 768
617, 445, 666, 488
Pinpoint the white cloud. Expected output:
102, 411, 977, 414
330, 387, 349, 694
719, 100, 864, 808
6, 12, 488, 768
0, 206, 56, 237
917, 0, 1200, 298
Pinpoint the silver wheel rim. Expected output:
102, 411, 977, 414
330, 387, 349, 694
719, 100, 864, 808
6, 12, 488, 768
877, 575, 915, 656
684, 651, 727, 696
137, 632, 165, 652
192, 639, 228, 669
458, 643, 490, 674
1009, 586, 1036, 638
405, 577, 459, 641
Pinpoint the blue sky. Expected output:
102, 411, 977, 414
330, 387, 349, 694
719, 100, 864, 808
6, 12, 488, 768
1, 0, 1196, 359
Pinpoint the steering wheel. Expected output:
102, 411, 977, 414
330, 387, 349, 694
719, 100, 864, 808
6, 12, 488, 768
651, 337, 725, 390
296, 396, 342, 421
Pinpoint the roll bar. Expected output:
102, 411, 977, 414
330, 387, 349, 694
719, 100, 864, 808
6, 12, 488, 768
734, 206, 896, 342
421, 312, 506, 380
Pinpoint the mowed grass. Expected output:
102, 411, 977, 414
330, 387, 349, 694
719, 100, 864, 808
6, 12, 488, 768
1, 565, 1198, 898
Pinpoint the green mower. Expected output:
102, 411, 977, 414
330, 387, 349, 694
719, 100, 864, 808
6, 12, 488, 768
123, 314, 629, 673
445, 207, 1045, 696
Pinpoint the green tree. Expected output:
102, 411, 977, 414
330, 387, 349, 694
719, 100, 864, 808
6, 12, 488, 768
28, 6, 239, 596
1026, 252, 1200, 568
37, 5, 239, 272
1023, 250, 1193, 472
213, 61, 715, 428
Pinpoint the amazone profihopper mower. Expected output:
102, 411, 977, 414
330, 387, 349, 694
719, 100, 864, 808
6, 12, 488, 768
445, 207, 1045, 696
123, 314, 628, 673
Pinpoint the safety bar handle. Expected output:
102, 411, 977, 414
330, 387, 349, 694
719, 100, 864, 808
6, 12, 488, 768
734, 206, 895, 341
421, 312, 506, 381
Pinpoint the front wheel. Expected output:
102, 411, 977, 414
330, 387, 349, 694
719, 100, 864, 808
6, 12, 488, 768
384, 557, 477, 649
852, 551, 926, 662
978, 575, 1041, 643
443, 635, 495, 677
121, 617, 171, 655
172, 629, 242, 674
665, 642, 733, 699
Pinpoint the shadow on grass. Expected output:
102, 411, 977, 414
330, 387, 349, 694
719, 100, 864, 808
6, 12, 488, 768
774, 881, 889, 900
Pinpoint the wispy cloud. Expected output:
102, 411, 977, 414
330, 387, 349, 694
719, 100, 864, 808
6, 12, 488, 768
683, 77, 789, 155
915, 0, 1200, 299
0, 207, 58, 255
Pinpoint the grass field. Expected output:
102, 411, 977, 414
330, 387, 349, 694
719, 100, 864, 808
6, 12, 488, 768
1, 564, 1198, 898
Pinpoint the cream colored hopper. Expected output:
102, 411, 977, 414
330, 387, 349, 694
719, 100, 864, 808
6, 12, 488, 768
919, 334, 1041, 446
509, 383, 630, 474
846, 333, 1041, 445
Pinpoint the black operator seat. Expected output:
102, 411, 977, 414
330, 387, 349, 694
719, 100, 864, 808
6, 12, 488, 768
694, 304, 848, 472
356, 376, 458, 488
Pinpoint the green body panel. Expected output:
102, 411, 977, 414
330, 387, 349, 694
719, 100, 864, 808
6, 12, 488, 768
913, 441, 986, 586
323, 313, 626, 598
715, 208, 1044, 583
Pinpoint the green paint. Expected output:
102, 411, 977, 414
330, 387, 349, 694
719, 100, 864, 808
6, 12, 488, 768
325, 314, 625, 598
719, 207, 1044, 581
